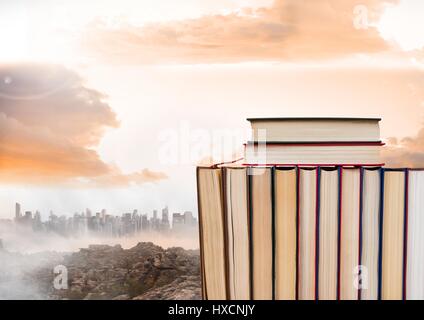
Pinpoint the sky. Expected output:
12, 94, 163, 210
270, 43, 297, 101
0, 0, 424, 218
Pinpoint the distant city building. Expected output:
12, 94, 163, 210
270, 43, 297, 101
15, 202, 21, 220
5, 203, 198, 238
24, 211, 32, 221
172, 213, 184, 230
141, 214, 150, 230
161, 206, 170, 231
184, 211, 196, 227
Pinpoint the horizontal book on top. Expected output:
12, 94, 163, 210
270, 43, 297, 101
243, 142, 384, 166
248, 117, 381, 143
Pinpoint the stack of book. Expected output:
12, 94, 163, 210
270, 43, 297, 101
197, 117, 424, 300
244, 117, 383, 166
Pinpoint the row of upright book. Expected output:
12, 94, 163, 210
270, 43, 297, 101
196, 117, 424, 300
198, 165, 424, 300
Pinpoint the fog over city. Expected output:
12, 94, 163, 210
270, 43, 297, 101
0, 202, 200, 300
0, 202, 199, 253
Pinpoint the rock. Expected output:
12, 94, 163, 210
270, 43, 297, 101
113, 294, 130, 300
133, 275, 201, 300
30, 242, 201, 300
83, 292, 109, 300
83, 293, 96, 300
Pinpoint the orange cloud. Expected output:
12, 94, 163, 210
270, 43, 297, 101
86, 169, 168, 187
409, 48, 424, 66
80, 0, 397, 64
382, 129, 424, 168
0, 64, 167, 186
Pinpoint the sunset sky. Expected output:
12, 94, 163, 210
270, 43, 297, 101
0, 0, 424, 218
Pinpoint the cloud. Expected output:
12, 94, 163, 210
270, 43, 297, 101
382, 129, 424, 167
0, 64, 118, 146
408, 48, 424, 67
0, 64, 166, 186
80, 0, 397, 64
86, 168, 168, 187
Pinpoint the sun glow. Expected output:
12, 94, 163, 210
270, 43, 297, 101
0, 3, 81, 65
0, 0, 274, 65
0, 5, 30, 62
378, 0, 424, 51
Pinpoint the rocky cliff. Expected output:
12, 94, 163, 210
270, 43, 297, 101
42, 242, 201, 300
0, 242, 201, 300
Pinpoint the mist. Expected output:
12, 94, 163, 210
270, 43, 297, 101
0, 223, 199, 254
0, 224, 199, 300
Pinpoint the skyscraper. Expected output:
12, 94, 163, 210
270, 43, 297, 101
161, 206, 170, 230
15, 202, 21, 220
184, 211, 194, 226
33, 210, 42, 231
172, 213, 185, 232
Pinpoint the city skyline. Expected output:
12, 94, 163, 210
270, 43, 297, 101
10, 201, 196, 221
0, 202, 198, 239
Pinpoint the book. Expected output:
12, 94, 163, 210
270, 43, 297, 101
223, 167, 251, 300
247, 117, 381, 143
318, 167, 339, 300
406, 169, 424, 300
195, 117, 424, 301
298, 167, 317, 300
244, 142, 383, 166
274, 167, 297, 300
196, 167, 228, 300
249, 167, 273, 300
360, 167, 381, 300
380, 169, 406, 300
197, 164, 424, 301
339, 167, 361, 300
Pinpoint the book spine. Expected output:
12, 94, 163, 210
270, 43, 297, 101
336, 166, 343, 300
295, 166, 300, 300
221, 167, 231, 300
315, 167, 321, 300
245, 168, 252, 300
271, 166, 276, 300
195, 167, 207, 300
402, 168, 409, 300
377, 168, 385, 300
358, 167, 364, 300
248, 167, 254, 300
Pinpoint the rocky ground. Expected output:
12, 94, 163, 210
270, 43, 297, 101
0, 242, 201, 300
